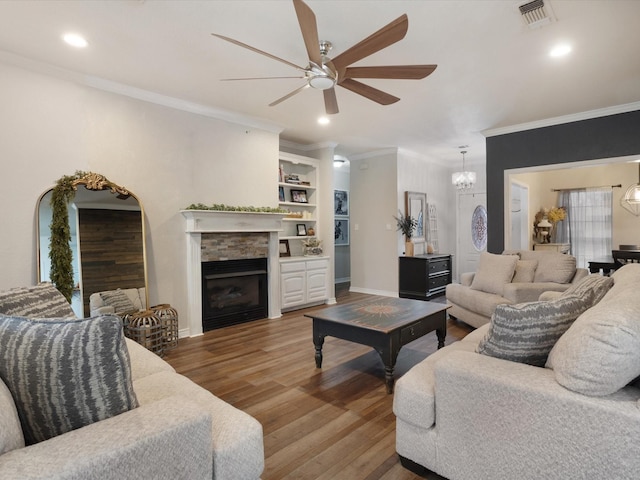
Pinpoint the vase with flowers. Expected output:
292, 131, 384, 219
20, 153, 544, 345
302, 237, 323, 256
393, 211, 418, 256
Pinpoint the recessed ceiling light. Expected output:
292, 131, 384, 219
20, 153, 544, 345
549, 43, 571, 57
317, 116, 330, 125
63, 33, 88, 48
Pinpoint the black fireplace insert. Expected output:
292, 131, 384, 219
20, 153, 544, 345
201, 258, 268, 331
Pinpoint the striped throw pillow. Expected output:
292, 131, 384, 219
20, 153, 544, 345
0, 283, 75, 319
100, 289, 136, 315
476, 294, 595, 367
0, 314, 138, 445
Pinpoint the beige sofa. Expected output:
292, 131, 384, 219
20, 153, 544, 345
0, 283, 264, 480
446, 250, 588, 328
394, 264, 640, 480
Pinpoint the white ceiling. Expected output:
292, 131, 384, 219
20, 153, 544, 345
0, 0, 639, 167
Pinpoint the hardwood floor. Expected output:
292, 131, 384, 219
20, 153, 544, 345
164, 292, 473, 480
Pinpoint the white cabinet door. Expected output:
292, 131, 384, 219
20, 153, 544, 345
280, 261, 306, 309
307, 268, 328, 302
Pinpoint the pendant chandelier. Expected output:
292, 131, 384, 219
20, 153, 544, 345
452, 150, 476, 190
621, 162, 640, 216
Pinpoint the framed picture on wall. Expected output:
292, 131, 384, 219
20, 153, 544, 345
334, 190, 349, 216
405, 191, 427, 244
335, 218, 349, 246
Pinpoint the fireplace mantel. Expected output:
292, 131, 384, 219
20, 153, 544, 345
181, 210, 286, 336
181, 209, 287, 233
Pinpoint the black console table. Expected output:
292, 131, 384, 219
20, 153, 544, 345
399, 254, 452, 301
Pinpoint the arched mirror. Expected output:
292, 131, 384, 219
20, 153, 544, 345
37, 173, 148, 318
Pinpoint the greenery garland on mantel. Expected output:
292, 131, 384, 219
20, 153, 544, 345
185, 203, 287, 213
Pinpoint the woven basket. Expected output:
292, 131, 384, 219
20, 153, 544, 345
125, 310, 164, 357
151, 304, 179, 351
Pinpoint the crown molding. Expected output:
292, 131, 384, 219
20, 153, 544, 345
482, 102, 640, 137
0, 49, 284, 134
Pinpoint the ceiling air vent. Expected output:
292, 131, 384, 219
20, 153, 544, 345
518, 0, 555, 29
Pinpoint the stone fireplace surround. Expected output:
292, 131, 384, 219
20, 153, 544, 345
181, 210, 286, 336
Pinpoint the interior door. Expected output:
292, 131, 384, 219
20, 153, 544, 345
456, 192, 487, 280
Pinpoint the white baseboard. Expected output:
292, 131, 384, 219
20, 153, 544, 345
349, 286, 398, 298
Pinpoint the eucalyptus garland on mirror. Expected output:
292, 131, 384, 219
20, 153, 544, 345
49, 171, 88, 302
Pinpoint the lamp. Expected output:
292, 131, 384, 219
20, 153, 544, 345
621, 162, 640, 216
452, 150, 476, 190
537, 218, 552, 243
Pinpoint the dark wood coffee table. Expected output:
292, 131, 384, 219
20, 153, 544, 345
305, 296, 449, 394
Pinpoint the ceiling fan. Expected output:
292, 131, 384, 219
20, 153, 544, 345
212, 0, 437, 115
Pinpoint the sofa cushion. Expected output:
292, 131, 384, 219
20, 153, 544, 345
100, 289, 137, 315
0, 378, 24, 455
0, 314, 138, 445
547, 281, 640, 396
476, 293, 596, 367
470, 252, 518, 296
519, 251, 576, 283
0, 283, 75, 319
512, 260, 538, 283
446, 283, 511, 319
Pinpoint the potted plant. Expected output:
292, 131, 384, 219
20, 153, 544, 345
302, 237, 323, 256
394, 211, 418, 256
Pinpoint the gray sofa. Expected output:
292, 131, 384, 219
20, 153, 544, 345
394, 264, 640, 480
446, 250, 588, 328
0, 283, 264, 480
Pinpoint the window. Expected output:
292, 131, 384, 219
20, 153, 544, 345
556, 188, 612, 268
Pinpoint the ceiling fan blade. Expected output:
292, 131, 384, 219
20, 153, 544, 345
212, 33, 305, 72
338, 78, 400, 105
293, 0, 322, 66
269, 84, 310, 107
221, 76, 305, 81
331, 14, 409, 72
344, 65, 437, 80
324, 88, 339, 115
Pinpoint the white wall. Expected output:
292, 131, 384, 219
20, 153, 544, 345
398, 150, 457, 258
0, 61, 279, 334
349, 150, 398, 296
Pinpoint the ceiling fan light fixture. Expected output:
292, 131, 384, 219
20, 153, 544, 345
309, 75, 336, 90
452, 150, 476, 190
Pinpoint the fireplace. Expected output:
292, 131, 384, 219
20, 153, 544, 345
201, 258, 268, 331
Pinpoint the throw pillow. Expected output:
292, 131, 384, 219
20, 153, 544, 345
100, 289, 136, 314
512, 260, 538, 283
546, 283, 640, 396
0, 314, 138, 445
470, 252, 519, 296
476, 294, 595, 367
520, 251, 577, 284
0, 283, 75, 319
558, 273, 613, 304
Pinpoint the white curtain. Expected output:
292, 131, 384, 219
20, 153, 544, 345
556, 188, 612, 269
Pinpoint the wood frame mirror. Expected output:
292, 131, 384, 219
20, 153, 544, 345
37, 172, 148, 317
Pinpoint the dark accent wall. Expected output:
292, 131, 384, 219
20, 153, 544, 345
486, 110, 640, 253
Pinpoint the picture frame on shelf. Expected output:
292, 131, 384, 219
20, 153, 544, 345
405, 191, 427, 244
296, 224, 307, 236
278, 186, 285, 202
335, 218, 349, 246
334, 189, 349, 216
279, 239, 290, 257
290, 189, 308, 203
